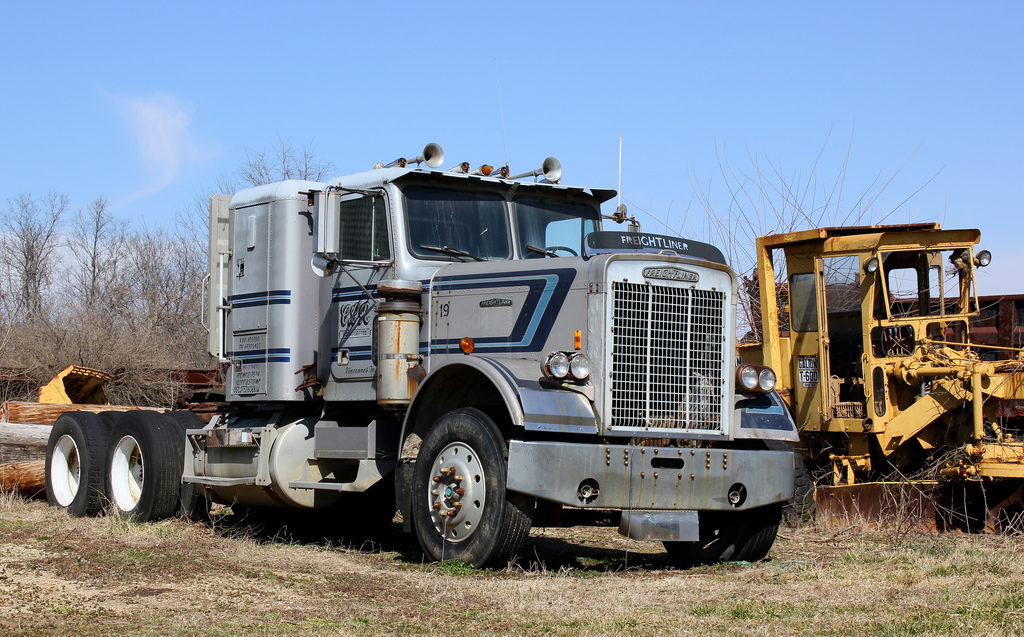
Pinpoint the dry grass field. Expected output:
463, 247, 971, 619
1, 491, 1023, 637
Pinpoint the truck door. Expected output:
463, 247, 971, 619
327, 193, 391, 388
786, 256, 831, 431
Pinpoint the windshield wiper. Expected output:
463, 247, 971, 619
418, 244, 485, 262
526, 244, 559, 258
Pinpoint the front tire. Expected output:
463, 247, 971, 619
45, 412, 109, 517
664, 503, 782, 566
411, 408, 533, 567
105, 411, 183, 521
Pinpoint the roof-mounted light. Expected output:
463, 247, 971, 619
975, 249, 992, 267
864, 256, 880, 274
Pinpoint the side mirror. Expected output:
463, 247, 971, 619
313, 190, 341, 256
311, 190, 341, 277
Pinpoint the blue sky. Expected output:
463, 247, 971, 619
1, 2, 1021, 292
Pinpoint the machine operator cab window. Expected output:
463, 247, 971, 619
868, 248, 985, 358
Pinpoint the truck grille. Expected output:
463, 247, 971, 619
610, 282, 727, 433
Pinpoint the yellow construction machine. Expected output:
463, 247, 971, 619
741, 223, 1024, 530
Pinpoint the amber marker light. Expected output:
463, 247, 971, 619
574, 330, 582, 350
460, 337, 475, 354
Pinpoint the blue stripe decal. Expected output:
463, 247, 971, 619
330, 346, 373, 361
430, 269, 575, 354
230, 289, 292, 308
228, 348, 291, 363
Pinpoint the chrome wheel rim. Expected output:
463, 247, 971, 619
426, 442, 486, 543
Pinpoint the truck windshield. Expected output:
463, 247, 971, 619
405, 187, 510, 260
514, 198, 598, 258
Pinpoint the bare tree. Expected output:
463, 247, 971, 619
238, 137, 336, 187
67, 196, 130, 310
0, 192, 68, 319
675, 130, 937, 340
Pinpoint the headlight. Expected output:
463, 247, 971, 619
975, 250, 992, 267
738, 365, 760, 390
543, 352, 570, 380
758, 367, 777, 392
568, 354, 591, 381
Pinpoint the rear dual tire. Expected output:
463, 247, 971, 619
45, 410, 196, 522
105, 411, 185, 522
45, 412, 109, 517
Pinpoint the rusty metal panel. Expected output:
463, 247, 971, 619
815, 482, 939, 531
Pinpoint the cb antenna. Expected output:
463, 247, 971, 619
617, 134, 623, 207
496, 61, 509, 170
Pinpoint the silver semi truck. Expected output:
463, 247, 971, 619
45, 145, 797, 567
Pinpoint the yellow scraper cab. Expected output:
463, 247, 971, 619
744, 223, 1024, 529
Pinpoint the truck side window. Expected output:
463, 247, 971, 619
338, 195, 389, 261
789, 273, 818, 332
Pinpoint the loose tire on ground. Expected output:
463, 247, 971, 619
411, 408, 533, 567
105, 411, 183, 522
45, 412, 109, 517
664, 503, 783, 566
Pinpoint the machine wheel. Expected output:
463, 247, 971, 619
45, 412, 109, 517
411, 408, 533, 567
163, 411, 209, 520
664, 503, 782, 566
785, 453, 816, 526
105, 411, 182, 522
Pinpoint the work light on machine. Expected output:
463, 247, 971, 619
975, 249, 992, 267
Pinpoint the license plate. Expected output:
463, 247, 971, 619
797, 356, 819, 387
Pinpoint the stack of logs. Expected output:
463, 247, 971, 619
0, 402, 159, 494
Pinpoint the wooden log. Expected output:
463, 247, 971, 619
0, 422, 50, 447
0, 422, 49, 464
0, 401, 166, 427
0, 460, 45, 494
